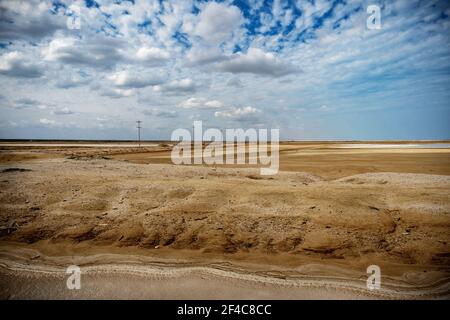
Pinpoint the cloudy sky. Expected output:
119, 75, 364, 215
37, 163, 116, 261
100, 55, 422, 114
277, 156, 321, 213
0, 0, 449, 140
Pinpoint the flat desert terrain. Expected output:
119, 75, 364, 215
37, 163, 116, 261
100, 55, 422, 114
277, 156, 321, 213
0, 141, 449, 299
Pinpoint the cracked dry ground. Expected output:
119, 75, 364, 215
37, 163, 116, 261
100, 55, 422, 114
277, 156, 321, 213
0, 158, 449, 270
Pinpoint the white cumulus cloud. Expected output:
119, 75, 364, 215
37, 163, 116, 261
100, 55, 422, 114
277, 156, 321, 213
136, 46, 170, 64
0, 51, 43, 78
180, 97, 223, 109
215, 106, 260, 120
219, 48, 299, 77
186, 2, 244, 45
39, 118, 56, 125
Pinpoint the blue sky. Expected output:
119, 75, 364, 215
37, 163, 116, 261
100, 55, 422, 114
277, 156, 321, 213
0, 0, 449, 140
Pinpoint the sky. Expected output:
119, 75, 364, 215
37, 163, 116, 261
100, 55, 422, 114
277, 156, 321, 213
0, 0, 449, 140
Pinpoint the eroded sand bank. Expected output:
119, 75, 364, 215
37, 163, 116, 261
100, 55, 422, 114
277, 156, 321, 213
1, 247, 449, 299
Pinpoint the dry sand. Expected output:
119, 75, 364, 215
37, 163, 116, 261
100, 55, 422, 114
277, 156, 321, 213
0, 141, 449, 299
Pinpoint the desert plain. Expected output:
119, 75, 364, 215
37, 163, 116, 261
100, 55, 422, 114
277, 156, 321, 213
0, 140, 449, 299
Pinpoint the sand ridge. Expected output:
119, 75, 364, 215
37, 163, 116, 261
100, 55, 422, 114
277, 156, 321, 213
1, 158, 449, 264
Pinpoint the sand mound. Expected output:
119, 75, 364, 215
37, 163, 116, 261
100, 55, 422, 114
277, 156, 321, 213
0, 159, 449, 269
336, 172, 450, 186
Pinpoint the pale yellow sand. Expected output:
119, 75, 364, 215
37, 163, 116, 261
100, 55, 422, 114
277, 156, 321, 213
0, 141, 449, 299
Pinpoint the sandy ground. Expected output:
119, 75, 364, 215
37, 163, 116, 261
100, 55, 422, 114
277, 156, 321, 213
2, 246, 448, 299
0, 141, 449, 299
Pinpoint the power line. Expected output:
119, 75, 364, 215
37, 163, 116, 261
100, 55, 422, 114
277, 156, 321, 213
136, 120, 142, 147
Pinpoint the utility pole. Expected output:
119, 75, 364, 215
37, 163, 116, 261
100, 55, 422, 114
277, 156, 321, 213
136, 120, 142, 147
